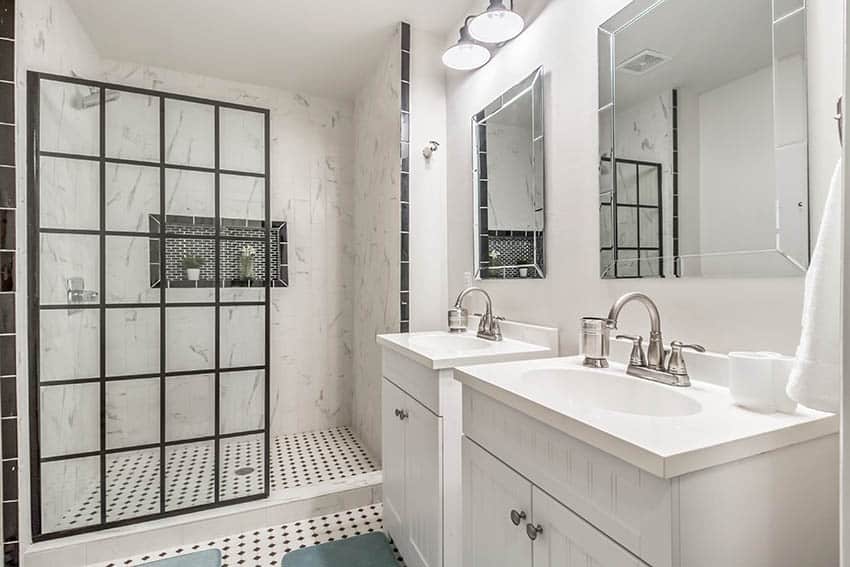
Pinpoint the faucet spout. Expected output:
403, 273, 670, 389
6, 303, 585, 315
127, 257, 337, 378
448, 286, 502, 341
606, 292, 664, 369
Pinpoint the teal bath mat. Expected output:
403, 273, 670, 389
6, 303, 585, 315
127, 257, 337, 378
141, 549, 221, 567
282, 532, 397, 567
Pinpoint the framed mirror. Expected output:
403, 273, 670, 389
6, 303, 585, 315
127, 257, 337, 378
473, 67, 545, 279
599, 0, 809, 278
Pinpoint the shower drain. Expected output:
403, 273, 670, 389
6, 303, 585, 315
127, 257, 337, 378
235, 466, 255, 476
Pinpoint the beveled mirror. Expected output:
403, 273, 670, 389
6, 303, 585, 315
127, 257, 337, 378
473, 67, 545, 279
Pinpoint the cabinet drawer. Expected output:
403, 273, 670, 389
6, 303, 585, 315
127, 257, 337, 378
463, 387, 673, 567
382, 348, 440, 414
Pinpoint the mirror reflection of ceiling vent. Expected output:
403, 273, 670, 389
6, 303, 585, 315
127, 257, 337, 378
618, 49, 671, 75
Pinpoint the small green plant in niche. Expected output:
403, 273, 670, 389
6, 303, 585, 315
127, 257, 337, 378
183, 255, 205, 281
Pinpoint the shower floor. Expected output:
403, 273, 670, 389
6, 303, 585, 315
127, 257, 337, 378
96, 503, 404, 567
50, 427, 379, 532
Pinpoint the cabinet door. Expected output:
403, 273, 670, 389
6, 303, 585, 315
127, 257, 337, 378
531, 486, 647, 567
402, 394, 443, 567
463, 437, 533, 567
382, 379, 407, 542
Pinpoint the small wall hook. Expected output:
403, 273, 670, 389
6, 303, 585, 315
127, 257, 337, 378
423, 140, 440, 159
835, 96, 843, 147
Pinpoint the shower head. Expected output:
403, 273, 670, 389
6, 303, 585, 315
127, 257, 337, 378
76, 88, 121, 110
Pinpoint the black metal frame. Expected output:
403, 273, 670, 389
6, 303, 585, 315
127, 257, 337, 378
600, 156, 664, 278
27, 72, 272, 541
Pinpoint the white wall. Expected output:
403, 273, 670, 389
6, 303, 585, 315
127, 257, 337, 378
444, 0, 843, 357
351, 27, 401, 460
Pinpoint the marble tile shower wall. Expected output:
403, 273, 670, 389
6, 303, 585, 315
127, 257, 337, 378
0, 1, 16, 564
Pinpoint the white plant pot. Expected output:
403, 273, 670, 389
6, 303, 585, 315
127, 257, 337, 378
186, 268, 200, 281
519, 267, 529, 278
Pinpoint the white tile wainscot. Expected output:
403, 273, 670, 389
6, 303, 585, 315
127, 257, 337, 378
376, 320, 558, 567
456, 357, 840, 567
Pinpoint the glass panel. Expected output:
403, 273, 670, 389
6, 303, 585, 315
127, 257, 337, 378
165, 374, 214, 442
105, 163, 160, 233
773, 10, 806, 147
616, 163, 637, 204
41, 456, 100, 533
220, 305, 264, 369
164, 99, 215, 168
599, 204, 613, 249
106, 448, 160, 522
617, 249, 638, 277
39, 156, 100, 230
40, 309, 99, 383
220, 238, 267, 288
616, 206, 637, 247
220, 174, 265, 227
598, 30, 612, 108
600, 249, 615, 278
639, 209, 660, 247
40, 80, 100, 156
774, 0, 803, 19
165, 169, 215, 221
637, 165, 659, 205
40, 383, 99, 458
598, 108, 613, 194
220, 108, 265, 174
639, 250, 661, 277
165, 440, 215, 511
105, 308, 160, 377
40, 233, 99, 306
219, 434, 265, 501
105, 235, 161, 303
106, 378, 159, 449
220, 369, 264, 435
105, 90, 160, 162
165, 307, 215, 372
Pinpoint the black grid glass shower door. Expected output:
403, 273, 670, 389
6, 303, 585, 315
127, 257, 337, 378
27, 72, 271, 540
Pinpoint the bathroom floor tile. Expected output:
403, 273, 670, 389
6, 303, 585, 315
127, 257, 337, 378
95, 503, 405, 567
49, 427, 379, 532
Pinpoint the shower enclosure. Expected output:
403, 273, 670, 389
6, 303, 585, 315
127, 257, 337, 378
27, 72, 278, 540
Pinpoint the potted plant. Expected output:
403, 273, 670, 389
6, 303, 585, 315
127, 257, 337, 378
183, 255, 205, 281
240, 245, 257, 280
517, 257, 532, 278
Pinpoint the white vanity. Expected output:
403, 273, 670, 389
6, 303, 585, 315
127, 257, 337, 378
376, 320, 558, 567
456, 356, 839, 567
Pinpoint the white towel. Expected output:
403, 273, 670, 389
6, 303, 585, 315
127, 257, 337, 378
786, 159, 842, 413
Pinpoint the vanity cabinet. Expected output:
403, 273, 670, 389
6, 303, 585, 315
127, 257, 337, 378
463, 437, 647, 567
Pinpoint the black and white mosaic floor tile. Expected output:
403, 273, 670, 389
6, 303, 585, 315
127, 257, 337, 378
96, 504, 404, 567
50, 427, 379, 532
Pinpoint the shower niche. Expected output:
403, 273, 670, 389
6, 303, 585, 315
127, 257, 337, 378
29, 73, 274, 539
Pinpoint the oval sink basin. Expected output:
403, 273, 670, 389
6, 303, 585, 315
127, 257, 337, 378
408, 335, 492, 353
521, 368, 702, 417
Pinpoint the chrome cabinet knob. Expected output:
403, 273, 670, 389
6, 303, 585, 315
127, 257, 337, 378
509, 509, 526, 526
526, 523, 543, 540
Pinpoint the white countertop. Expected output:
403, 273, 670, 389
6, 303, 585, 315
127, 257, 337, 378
376, 331, 554, 370
455, 356, 839, 478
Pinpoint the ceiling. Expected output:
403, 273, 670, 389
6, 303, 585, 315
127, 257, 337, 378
67, 0, 473, 100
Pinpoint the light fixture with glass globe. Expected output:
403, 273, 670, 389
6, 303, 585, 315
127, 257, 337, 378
468, 0, 525, 44
442, 20, 492, 71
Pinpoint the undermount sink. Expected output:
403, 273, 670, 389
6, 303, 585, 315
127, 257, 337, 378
408, 334, 493, 353
520, 367, 702, 417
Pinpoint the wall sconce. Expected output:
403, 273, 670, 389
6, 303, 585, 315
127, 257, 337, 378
442, 1, 525, 71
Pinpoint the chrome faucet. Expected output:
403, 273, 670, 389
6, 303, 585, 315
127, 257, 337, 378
580, 292, 705, 387
447, 286, 502, 341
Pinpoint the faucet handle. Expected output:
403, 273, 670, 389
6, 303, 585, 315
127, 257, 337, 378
616, 334, 647, 367
667, 341, 706, 377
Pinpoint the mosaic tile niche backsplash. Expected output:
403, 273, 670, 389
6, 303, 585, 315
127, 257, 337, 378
150, 215, 289, 288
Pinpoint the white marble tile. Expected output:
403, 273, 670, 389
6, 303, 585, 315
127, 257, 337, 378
40, 382, 100, 458
105, 163, 161, 232
39, 79, 101, 156
40, 456, 101, 534
220, 369, 264, 434
165, 306, 216, 372
165, 374, 215, 442
105, 308, 160, 376
105, 235, 161, 303
40, 308, 100, 382
40, 232, 100, 305
39, 155, 101, 230
220, 107, 266, 174
105, 89, 161, 162
165, 168, 215, 218
164, 99, 215, 168
106, 378, 160, 449
220, 305, 264, 368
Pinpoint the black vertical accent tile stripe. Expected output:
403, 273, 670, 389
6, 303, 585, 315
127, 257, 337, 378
0, 253, 12, 291
0, 42, 10, 82
0, 377, 14, 417
399, 22, 411, 331
0, 84, 12, 124
2, 544, 17, 567
0, 294, 12, 333
0, 125, 13, 167
0, 419, 15, 459
1, 461, 16, 500
0, 210, 14, 249
0, 167, 12, 208
0, 0, 12, 40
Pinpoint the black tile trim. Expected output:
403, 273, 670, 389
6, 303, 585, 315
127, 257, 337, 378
399, 22, 411, 332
